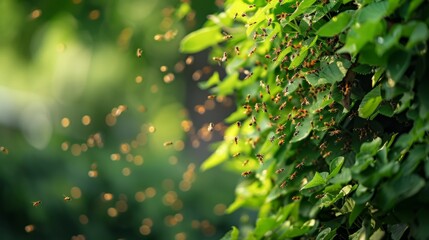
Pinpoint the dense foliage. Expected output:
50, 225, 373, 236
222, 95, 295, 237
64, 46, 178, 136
181, 0, 429, 239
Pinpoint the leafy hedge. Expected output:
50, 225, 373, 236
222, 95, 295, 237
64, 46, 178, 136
180, 0, 429, 239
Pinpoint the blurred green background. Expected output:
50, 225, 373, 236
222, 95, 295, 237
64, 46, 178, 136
0, 0, 247, 239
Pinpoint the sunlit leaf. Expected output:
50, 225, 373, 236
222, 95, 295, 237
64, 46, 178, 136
358, 85, 382, 119
301, 172, 327, 190
180, 26, 224, 53
220, 226, 240, 240
317, 11, 353, 37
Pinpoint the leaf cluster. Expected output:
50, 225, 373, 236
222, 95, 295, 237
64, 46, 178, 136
181, 0, 429, 239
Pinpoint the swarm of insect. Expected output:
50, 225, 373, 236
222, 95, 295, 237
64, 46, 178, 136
63, 195, 72, 201
241, 171, 252, 177
163, 141, 173, 147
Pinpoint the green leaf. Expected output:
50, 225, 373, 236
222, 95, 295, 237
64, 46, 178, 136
316, 227, 337, 240
221, 226, 240, 240
386, 50, 411, 85
358, 85, 382, 119
200, 141, 230, 171
328, 156, 344, 180
374, 174, 425, 211
301, 172, 327, 190
305, 58, 351, 86
338, 21, 384, 56
289, 116, 313, 143
253, 217, 278, 239
317, 11, 353, 37
406, 22, 429, 49
289, 0, 317, 21
399, 144, 427, 176
349, 203, 365, 226
199, 71, 220, 89
387, 224, 408, 240
357, 1, 389, 23
180, 26, 224, 53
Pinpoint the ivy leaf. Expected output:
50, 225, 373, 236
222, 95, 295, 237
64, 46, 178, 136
200, 141, 230, 171
386, 50, 411, 85
254, 217, 278, 239
328, 156, 344, 180
305, 58, 350, 86
180, 26, 224, 53
317, 11, 353, 37
220, 226, 239, 240
301, 172, 327, 190
358, 85, 382, 119
357, 1, 389, 23
199, 71, 220, 89
374, 174, 425, 211
406, 21, 429, 49
338, 21, 384, 56
289, 116, 313, 143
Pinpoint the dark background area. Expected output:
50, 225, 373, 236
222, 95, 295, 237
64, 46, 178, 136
0, 0, 249, 239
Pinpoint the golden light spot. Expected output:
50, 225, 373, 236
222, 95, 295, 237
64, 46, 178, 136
71, 186, 81, 199
105, 114, 116, 126
204, 100, 215, 110
88, 170, 98, 178
134, 155, 144, 165
213, 203, 226, 216
80, 144, 88, 152
194, 105, 206, 114
154, 34, 164, 41
89, 10, 100, 20
168, 156, 178, 165
107, 207, 118, 217
175, 232, 186, 240
81, 115, 91, 126
120, 143, 130, 154
192, 70, 202, 81
145, 187, 156, 198
122, 167, 131, 176
172, 199, 183, 211
160, 66, 168, 72
71, 144, 81, 156
24, 224, 35, 233
138, 105, 146, 112
126, 154, 133, 162
135, 75, 143, 83
191, 220, 200, 229
163, 73, 175, 83
61, 117, 70, 128
79, 215, 89, 224
117, 27, 133, 48
162, 191, 178, 206
185, 56, 194, 65
148, 125, 156, 133
72, 0, 82, 4
174, 140, 185, 151
143, 218, 153, 227
71, 234, 86, 240
110, 153, 121, 161
135, 191, 145, 202
150, 84, 158, 93
103, 193, 113, 201
61, 142, 69, 151
116, 200, 128, 212
30, 9, 42, 19
112, 105, 127, 117
179, 181, 191, 192
175, 61, 185, 72
174, 213, 183, 222
139, 225, 151, 235
191, 139, 200, 148
181, 120, 193, 132
162, 179, 174, 190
